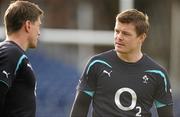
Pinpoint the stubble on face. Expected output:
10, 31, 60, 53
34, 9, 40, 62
28, 18, 41, 49
114, 22, 143, 55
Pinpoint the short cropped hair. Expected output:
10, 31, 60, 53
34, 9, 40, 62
116, 9, 149, 36
4, 0, 44, 35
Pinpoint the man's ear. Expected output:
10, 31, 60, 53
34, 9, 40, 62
140, 33, 147, 43
24, 20, 31, 33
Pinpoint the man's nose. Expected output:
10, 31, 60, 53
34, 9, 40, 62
117, 32, 123, 40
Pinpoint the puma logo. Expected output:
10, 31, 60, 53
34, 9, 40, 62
2, 70, 10, 79
27, 63, 33, 70
103, 70, 112, 77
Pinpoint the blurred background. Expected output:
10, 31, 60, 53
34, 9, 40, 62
0, 0, 180, 117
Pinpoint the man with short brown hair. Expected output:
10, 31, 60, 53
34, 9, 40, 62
70, 9, 174, 117
0, 1, 43, 116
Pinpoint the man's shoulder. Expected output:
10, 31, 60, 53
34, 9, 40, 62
86, 49, 114, 66
92, 49, 114, 59
143, 54, 167, 72
0, 41, 24, 59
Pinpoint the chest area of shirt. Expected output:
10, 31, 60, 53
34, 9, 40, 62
95, 65, 158, 97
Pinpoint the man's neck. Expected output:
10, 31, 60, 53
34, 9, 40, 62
116, 51, 143, 63
6, 34, 28, 51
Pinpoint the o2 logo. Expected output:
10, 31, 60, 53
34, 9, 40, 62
114, 87, 141, 117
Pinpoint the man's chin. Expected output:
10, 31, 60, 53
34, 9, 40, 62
115, 48, 125, 53
115, 48, 129, 55
29, 44, 37, 49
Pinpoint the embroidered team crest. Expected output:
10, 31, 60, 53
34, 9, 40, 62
142, 75, 149, 84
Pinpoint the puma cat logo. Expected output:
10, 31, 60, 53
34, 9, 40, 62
103, 70, 112, 77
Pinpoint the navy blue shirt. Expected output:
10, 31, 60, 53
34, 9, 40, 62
78, 50, 173, 117
0, 41, 36, 117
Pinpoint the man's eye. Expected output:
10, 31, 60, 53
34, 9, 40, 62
115, 30, 119, 33
123, 32, 130, 35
